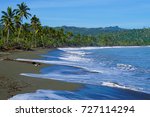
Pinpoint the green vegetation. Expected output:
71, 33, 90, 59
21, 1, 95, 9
56, 26, 124, 36
0, 2, 75, 50
97, 29, 150, 46
59, 26, 150, 46
0, 2, 150, 51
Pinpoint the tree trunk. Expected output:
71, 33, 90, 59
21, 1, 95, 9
17, 25, 22, 40
34, 33, 36, 48
31, 34, 34, 48
41, 36, 45, 48
17, 17, 23, 41
6, 29, 10, 44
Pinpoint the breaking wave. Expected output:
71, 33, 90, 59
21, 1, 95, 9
14, 46, 150, 99
58, 46, 150, 51
101, 82, 139, 91
9, 84, 150, 100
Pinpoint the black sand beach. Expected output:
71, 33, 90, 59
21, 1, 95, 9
0, 49, 82, 100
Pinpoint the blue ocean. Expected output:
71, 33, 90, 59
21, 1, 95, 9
10, 46, 150, 100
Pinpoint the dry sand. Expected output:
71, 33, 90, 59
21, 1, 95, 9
0, 49, 82, 100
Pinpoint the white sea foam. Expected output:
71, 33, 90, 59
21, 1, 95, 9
59, 54, 90, 62
16, 46, 150, 96
16, 58, 103, 74
41, 54, 90, 62
66, 51, 87, 56
58, 46, 150, 51
117, 63, 136, 71
102, 82, 126, 89
20, 72, 88, 80
9, 82, 142, 100
9, 90, 69, 100
101, 82, 138, 91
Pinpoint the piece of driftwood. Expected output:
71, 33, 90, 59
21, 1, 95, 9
3, 58, 41, 66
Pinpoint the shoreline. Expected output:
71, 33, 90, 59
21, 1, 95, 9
0, 48, 82, 100
58, 45, 150, 49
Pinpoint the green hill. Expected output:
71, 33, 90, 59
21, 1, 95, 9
55, 26, 125, 35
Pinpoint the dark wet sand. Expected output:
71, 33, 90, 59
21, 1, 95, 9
0, 49, 82, 100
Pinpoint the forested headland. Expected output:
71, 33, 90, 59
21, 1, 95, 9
0, 2, 150, 51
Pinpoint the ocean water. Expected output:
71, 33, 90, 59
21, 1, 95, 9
10, 46, 150, 100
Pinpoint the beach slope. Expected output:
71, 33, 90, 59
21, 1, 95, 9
0, 49, 82, 100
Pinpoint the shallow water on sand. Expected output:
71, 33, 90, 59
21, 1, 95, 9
11, 46, 150, 100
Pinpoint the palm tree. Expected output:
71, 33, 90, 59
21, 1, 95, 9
22, 23, 30, 40
31, 15, 41, 47
1, 7, 16, 43
14, 15, 21, 39
14, 15, 21, 29
16, 2, 31, 39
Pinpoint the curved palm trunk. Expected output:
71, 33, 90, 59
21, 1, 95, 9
17, 17, 23, 41
17, 25, 22, 40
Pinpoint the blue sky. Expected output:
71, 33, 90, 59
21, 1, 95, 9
0, 0, 150, 28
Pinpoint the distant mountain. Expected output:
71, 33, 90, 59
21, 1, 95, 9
55, 26, 126, 35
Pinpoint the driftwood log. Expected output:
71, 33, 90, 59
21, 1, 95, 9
3, 58, 41, 66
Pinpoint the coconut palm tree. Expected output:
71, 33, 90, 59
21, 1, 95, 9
31, 15, 41, 47
22, 23, 30, 39
31, 15, 41, 28
14, 15, 21, 29
1, 7, 16, 43
16, 2, 31, 39
14, 15, 21, 39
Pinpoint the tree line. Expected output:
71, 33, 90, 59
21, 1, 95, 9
97, 29, 150, 46
0, 2, 150, 51
0, 2, 76, 50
